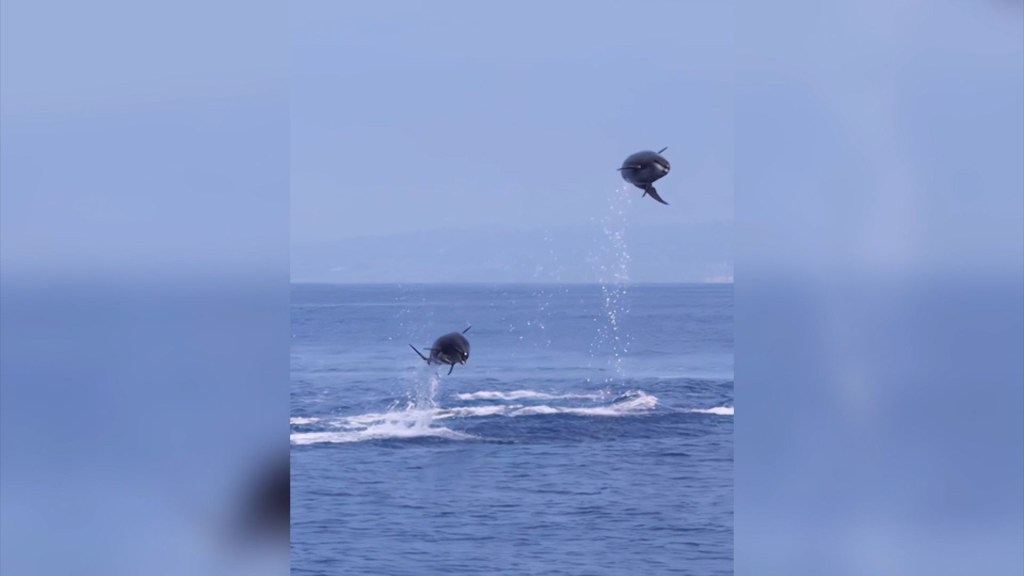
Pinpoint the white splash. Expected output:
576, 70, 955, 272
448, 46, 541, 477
290, 405, 477, 445
290, 423, 476, 445
455, 389, 605, 401
512, 390, 658, 417
686, 405, 734, 416
409, 371, 442, 410
289, 390, 661, 444
289, 416, 319, 425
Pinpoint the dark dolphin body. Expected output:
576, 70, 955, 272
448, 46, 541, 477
618, 147, 671, 205
410, 326, 471, 375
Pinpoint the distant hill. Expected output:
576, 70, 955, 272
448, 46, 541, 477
291, 221, 732, 284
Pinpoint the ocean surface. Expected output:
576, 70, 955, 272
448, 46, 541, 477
290, 283, 733, 575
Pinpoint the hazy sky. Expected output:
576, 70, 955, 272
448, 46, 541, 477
290, 1, 735, 282
5, 1, 1013, 284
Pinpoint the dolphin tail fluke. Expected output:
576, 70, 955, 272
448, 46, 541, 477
409, 344, 429, 362
447, 364, 455, 376
644, 185, 669, 205
462, 325, 472, 334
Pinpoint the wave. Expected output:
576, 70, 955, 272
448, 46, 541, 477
518, 390, 657, 417
290, 409, 478, 445
455, 389, 605, 401
289, 416, 320, 425
433, 404, 515, 420
290, 391, 661, 444
290, 424, 475, 445
437, 390, 657, 418
440, 393, 657, 419
686, 405, 734, 416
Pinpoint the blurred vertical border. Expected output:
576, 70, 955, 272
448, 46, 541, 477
1, 0, 290, 574
735, 1, 1023, 574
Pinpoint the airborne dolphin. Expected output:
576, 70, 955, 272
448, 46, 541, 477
410, 326, 472, 376
618, 147, 671, 205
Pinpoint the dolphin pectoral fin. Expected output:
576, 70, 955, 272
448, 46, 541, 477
409, 344, 429, 362
644, 185, 669, 205
617, 165, 642, 171
462, 325, 472, 334
447, 364, 455, 376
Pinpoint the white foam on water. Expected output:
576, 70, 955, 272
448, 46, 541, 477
289, 417, 319, 425
344, 409, 417, 427
511, 390, 658, 417
290, 423, 476, 445
290, 407, 478, 445
291, 389, 661, 443
455, 389, 605, 401
509, 405, 562, 416
686, 405, 734, 416
432, 404, 518, 420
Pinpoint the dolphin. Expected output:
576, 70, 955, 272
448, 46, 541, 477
410, 326, 472, 376
618, 147, 671, 205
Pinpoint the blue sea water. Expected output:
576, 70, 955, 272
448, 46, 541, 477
290, 283, 733, 575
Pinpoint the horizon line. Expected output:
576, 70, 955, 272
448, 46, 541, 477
290, 280, 734, 286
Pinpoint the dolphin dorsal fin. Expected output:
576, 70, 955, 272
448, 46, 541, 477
462, 325, 472, 334
657, 146, 668, 154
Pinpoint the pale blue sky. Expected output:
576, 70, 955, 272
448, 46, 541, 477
4, 1, 1017, 284
290, 1, 735, 282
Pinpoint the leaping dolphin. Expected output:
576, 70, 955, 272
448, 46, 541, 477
410, 326, 472, 376
618, 147, 671, 205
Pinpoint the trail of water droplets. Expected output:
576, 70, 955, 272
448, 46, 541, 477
589, 185, 635, 381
